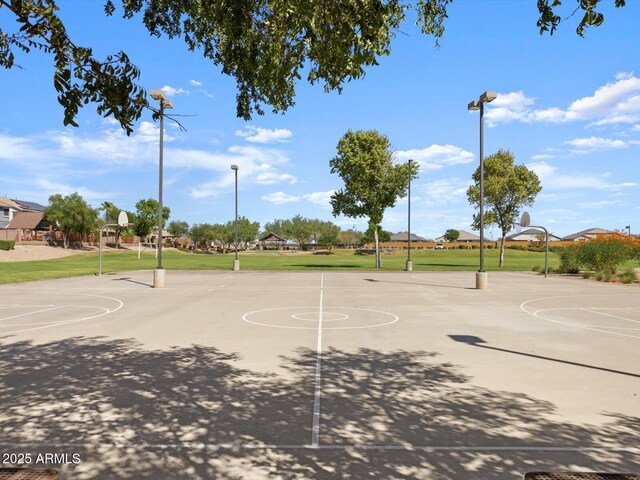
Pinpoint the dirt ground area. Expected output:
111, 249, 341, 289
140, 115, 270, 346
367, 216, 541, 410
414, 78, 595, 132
0, 244, 92, 262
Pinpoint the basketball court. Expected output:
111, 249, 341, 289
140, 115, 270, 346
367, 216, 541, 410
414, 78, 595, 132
0, 270, 638, 479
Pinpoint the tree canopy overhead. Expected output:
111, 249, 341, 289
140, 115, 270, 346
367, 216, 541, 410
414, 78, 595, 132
1, 0, 627, 134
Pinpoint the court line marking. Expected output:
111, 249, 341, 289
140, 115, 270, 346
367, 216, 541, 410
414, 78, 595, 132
311, 273, 324, 447
242, 307, 399, 330
521, 294, 640, 340
0, 442, 637, 453
0, 294, 124, 335
0, 305, 65, 323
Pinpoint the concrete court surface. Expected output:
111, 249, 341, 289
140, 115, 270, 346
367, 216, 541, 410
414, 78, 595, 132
0, 269, 638, 479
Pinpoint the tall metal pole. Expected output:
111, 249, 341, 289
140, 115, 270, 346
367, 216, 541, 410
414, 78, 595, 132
479, 102, 485, 274
407, 158, 411, 262
157, 101, 164, 271
234, 167, 238, 261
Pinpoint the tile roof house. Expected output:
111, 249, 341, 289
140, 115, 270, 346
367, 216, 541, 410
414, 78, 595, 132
506, 228, 562, 242
435, 230, 480, 242
0, 198, 46, 228
390, 231, 427, 242
561, 228, 611, 241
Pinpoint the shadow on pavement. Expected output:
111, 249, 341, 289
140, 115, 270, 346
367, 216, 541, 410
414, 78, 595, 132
0, 338, 638, 479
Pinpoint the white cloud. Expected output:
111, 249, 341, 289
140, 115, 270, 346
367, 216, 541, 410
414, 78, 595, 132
260, 190, 336, 207
527, 161, 637, 191
255, 172, 298, 185
530, 154, 556, 161
419, 177, 470, 206
486, 73, 640, 127
160, 85, 190, 97
302, 190, 336, 208
577, 200, 621, 208
564, 136, 627, 152
190, 80, 203, 87
395, 145, 474, 171
235, 126, 293, 144
261, 192, 300, 204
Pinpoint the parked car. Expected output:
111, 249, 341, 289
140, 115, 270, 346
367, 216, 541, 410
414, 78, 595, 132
435, 243, 445, 249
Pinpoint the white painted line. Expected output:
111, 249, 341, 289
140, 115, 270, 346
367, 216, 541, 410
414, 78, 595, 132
311, 272, 324, 447
0, 442, 637, 453
0, 294, 123, 335
0, 305, 64, 323
585, 308, 640, 324
520, 294, 640, 340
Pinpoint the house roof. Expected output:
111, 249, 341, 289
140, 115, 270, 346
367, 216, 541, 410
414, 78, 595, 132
12, 199, 45, 211
436, 229, 481, 241
259, 231, 287, 242
390, 231, 427, 242
0, 198, 23, 210
506, 228, 562, 241
6, 211, 46, 229
561, 228, 610, 241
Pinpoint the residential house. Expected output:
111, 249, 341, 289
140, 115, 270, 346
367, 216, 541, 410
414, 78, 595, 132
506, 228, 562, 242
390, 232, 427, 242
435, 230, 481, 243
561, 228, 611, 242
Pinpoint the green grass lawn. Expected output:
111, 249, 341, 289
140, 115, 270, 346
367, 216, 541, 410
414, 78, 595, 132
0, 247, 560, 285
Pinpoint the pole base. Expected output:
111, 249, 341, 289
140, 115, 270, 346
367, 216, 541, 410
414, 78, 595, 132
233, 259, 240, 271
405, 260, 413, 272
153, 268, 166, 288
475, 271, 488, 290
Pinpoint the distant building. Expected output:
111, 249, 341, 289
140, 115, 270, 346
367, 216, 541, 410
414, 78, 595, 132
506, 228, 562, 242
561, 228, 611, 242
435, 230, 480, 243
390, 231, 427, 242
0, 197, 45, 229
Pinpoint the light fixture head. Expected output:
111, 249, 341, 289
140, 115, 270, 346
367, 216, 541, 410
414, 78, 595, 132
150, 89, 165, 101
150, 89, 173, 109
230, 165, 239, 171
480, 91, 497, 103
467, 100, 480, 111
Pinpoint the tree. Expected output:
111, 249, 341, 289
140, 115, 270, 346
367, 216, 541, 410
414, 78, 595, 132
1, 1, 626, 133
168, 220, 189, 246
330, 130, 418, 268
443, 229, 460, 243
189, 223, 218, 250
99, 201, 133, 247
134, 198, 170, 242
44, 192, 98, 248
466, 149, 541, 267
361, 224, 392, 245
316, 221, 341, 252
286, 215, 313, 250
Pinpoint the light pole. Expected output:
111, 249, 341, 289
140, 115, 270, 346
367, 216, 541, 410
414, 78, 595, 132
231, 164, 240, 271
626, 225, 631, 236
406, 158, 413, 272
150, 89, 173, 288
468, 91, 497, 290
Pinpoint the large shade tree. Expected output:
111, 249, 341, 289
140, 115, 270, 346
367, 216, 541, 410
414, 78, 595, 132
466, 149, 542, 267
134, 198, 170, 242
330, 130, 418, 268
44, 192, 98, 248
1, 1, 626, 133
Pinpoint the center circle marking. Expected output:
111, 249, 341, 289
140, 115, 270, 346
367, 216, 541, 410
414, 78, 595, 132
292, 312, 349, 322
243, 306, 399, 330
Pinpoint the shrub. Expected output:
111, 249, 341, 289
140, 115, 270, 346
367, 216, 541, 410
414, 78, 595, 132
582, 271, 592, 279
576, 233, 637, 274
0, 240, 15, 251
531, 265, 541, 272
458, 245, 466, 249
617, 269, 637, 284
557, 244, 581, 274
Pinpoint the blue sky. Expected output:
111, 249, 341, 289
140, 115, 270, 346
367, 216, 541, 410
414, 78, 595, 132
1, 1, 639, 239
